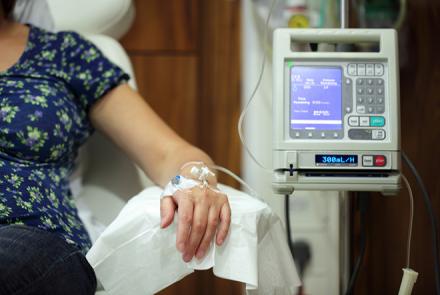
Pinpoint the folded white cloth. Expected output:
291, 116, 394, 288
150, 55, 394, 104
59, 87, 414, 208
86, 185, 300, 295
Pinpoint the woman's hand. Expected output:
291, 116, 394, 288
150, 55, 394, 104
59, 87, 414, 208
160, 187, 231, 262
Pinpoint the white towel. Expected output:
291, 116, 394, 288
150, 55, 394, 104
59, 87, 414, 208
86, 185, 301, 295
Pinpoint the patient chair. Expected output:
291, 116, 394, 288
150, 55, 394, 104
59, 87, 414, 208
45, 0, 152, 240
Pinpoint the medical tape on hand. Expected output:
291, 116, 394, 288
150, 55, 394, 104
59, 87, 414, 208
161, 175, 200, 198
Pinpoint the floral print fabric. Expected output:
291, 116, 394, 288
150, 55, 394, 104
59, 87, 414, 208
0, 25, 129, 253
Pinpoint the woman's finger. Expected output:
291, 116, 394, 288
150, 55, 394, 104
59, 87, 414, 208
160, 196, 176, 228
183, 193, 209, 262
216, 200, 231, 246
195, 205, 219, 259
176, 191, 194, 253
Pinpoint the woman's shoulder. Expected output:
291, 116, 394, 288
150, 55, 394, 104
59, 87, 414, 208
29, 24, 91, 51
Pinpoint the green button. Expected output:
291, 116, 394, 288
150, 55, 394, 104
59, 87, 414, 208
370, 116, 385, 127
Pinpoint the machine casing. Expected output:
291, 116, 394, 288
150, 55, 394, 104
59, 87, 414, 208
272, 29, 401, 195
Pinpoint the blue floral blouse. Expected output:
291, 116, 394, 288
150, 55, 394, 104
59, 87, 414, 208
0, 25, 129, 253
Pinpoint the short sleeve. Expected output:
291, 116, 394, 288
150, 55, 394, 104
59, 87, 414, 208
61, 31, 130, 111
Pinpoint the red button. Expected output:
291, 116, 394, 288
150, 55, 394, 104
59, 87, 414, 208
374, 155, 386, 167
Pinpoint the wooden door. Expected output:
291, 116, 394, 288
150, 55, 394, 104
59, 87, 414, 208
352, 0, 440, 293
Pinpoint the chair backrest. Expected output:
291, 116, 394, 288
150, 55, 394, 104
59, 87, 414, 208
46, 0, 135, 39
45, 0, 152, 203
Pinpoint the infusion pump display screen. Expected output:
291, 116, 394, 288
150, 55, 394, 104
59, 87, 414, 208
290, 66, 342, 131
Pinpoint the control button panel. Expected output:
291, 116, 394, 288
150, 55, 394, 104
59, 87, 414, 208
348, 63, 384, 76
347, 62, 387, 141
348, 116, 385, 128
362, 155, 387, 167
356, 78, 385, 115
348, 129, 386, 140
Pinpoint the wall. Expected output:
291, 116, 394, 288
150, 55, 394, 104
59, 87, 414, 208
120, 0, 243, 294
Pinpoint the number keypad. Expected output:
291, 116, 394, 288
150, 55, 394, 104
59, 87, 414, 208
356, 78, 385, 114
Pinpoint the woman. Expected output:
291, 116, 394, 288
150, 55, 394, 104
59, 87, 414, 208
0, 0, 231, 294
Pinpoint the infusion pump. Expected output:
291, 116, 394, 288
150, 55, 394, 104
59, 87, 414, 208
272, 29, 401, 195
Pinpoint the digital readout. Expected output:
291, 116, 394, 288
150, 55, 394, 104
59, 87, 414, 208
315, 155, 358, 166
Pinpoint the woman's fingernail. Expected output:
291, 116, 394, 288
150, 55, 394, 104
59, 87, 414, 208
183, 253, 192, 262
196, 250, 205, 259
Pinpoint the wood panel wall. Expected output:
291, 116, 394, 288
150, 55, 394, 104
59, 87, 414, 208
121, 0, 242, 294
352, 0, 440, 294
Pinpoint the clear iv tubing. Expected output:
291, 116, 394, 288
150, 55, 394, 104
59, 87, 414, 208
210, 164, 259, 199
401, 174, 414, 268
238, 0, 277, 173
181, 161, 261, 200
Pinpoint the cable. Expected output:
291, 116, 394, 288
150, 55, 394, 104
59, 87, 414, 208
285, 194, 295, 258
402, 152, 440, 295
284, 194, 299, 293
238, 0, 277, 173
394, 0, 408, 30
345, 193, 368, 295
285, 194, 312, 295
401, 174, 414, 269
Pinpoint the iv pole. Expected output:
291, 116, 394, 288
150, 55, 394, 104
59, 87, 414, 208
339, 1, 351, 294
341, 0, 348, 29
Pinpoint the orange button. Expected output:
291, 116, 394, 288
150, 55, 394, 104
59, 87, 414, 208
374, 155, 386, 167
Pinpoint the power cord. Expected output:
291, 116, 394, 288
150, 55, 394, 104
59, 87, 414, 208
285, 194, 295, 259
285, 194, 311, 295
402, 152, 440, 295
345, 192, 368, 295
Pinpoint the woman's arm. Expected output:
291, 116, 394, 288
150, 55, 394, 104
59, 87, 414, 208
89, 84, 231, 262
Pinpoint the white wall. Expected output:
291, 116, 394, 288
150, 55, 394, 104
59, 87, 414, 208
241, 1, 344, 294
